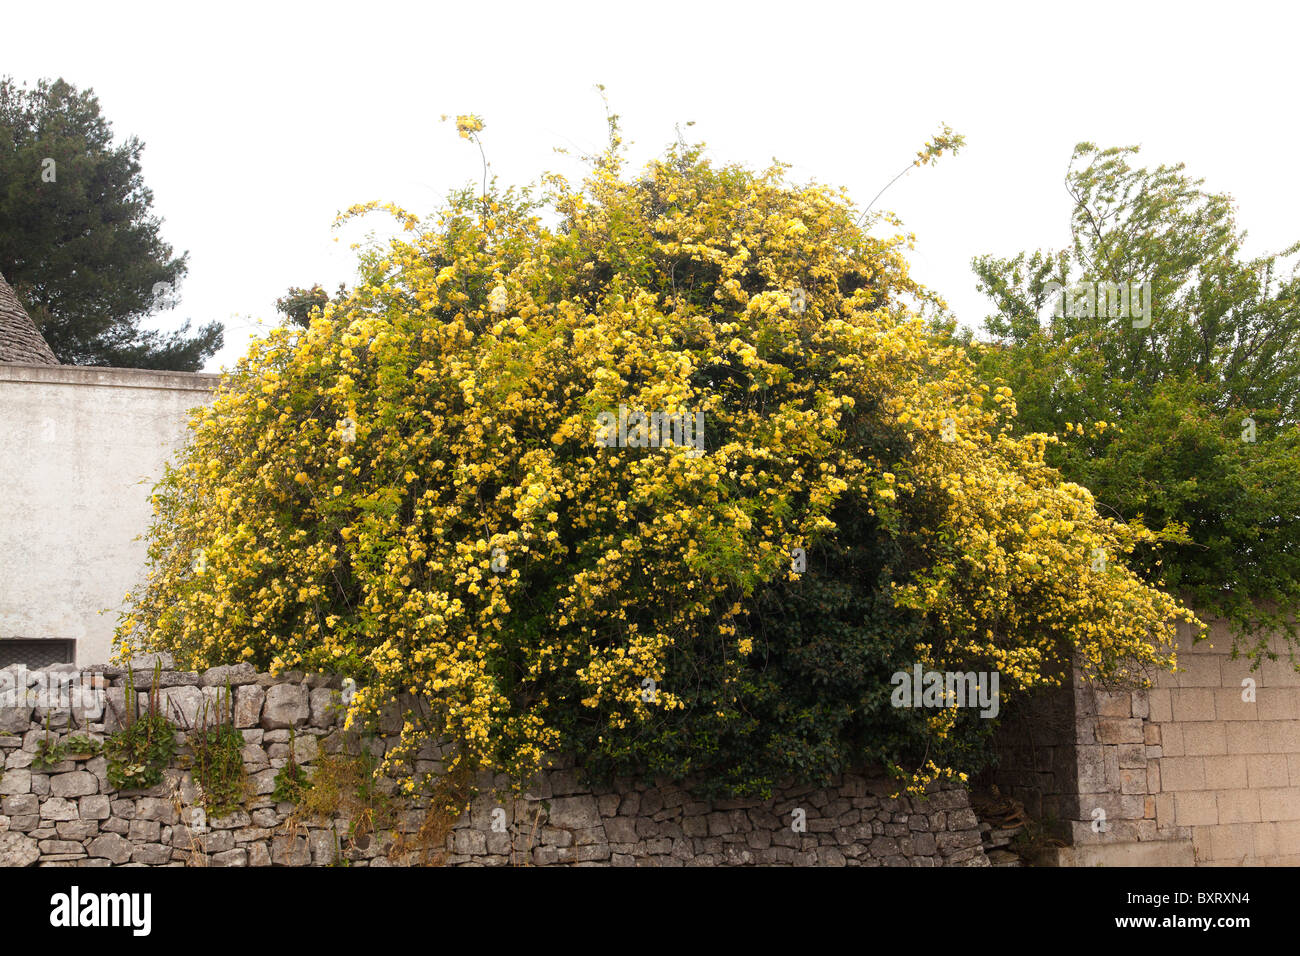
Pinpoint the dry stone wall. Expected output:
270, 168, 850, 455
0, 663, 988, 867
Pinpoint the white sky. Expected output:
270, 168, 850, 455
7, 0, 1298, 372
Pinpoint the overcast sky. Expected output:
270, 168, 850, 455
7, 0, 1298, 372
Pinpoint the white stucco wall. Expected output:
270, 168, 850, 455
0, 364, 217, 666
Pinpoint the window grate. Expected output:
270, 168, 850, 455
0, 639, 76, 669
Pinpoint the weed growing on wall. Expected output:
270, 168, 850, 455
63, 734, 103, 758
295, 742, 396, 844
32, 713, 65, 771
187, 685, 248, 817
271, 729, 312, 803
105, 662, 177, 791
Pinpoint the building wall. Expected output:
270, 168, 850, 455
1149, 617, 1300, 865
993, 616, 1300, 866
0, 364, 218, 666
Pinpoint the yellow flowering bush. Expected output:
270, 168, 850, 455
117, 113, 1197, 800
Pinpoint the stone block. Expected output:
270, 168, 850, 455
308, 829, 337, 865
1217, 790, 1261, 824
1257, 690, 1300, 721
1259, 656, 1300, 689
1171, 688, 1216, 723
271, 834, 310, 865
0, 769, 31, 796
1268, 721, 1300, 753
38, 796, 79, 821
38, 839, 86, 856
234, 685, 265, 729
1241, 754, 1286, 789
1202, 754, 1248, 790
1276, 821, 1300, 856
49, 771, 98, 798
1131, 690, 1149, 720
547, 795, 601, 830
1161, 723, 1184, 756
1119, 769, 1148, 795
1214, 687, 1258, 722
128, 819, 161, 842
1176, 655, 1222, 688
1118, 743, 1147, 769
5, 749, 33, 770
0, 832, 40, 866
241, 745, 270, 772
308, 687, 337, 728
200, 686, 235, 725
603, 817, 637, 844
1076, 746, 1107, 793
0, 705, 33, 735
131, 843, 173, 865
135, 797, 178, 824
55, 820, 98, 840
1096, 718, 1144, 745
2, 793, 37, 816
1161, 756, 1207, 791
1175, 791, 1218, 826
158, 685, 204, 729
261, 684, 310, 730
200, 664, 258, 687
1183, 722, 1227, 756
1095, 691, 1132, 718
1155, 792, 1176, 829
1257, 787, 1300, 822
86, 833, 133, 864
1147, 759, 1162, 793
1208, 823, 1255, 863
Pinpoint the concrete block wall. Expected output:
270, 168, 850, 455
1147, 618, 1300, 865
993, 615, 1300, 866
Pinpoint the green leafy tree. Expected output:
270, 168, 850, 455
972, 143, 1300, 660
275, 283, 347, 329
0, 76, 222, 369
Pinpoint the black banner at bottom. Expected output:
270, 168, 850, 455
0, 863, 1272, 944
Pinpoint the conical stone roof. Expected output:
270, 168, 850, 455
0, 271, 58, 365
